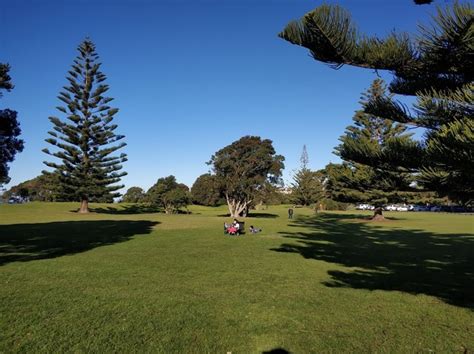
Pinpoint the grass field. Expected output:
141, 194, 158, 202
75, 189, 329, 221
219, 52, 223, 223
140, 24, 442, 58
0, 202, 473, 353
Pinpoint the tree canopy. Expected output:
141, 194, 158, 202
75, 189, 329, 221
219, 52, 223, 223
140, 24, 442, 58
191, 173, 223, 206
2, 174, 59, 202
122, 186, 146, 203
208, 136, 285, 217
279, 2, 474, 205
0, 64, 24, 186
147, 176, 190, 214
43, 39, 127, 212
331, 79, 417, 210
0, 64, 14, 95
291, 168, 324, 207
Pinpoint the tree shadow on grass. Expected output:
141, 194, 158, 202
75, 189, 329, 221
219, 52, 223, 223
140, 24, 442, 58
0, 220, 158, 266
87, 205, 193, 215
88, 205, 161, 214
318, 212, 406, 221
272, 213, 474, 308
248, 212, 279, 219
217, 213, 279, 219
262, 349, 290, 354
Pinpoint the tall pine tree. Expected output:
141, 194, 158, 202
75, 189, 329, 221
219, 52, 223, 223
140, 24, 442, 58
300, 144, 309, 169
291, 145, 324, 206
43, 39, 127, 213
279, 2, 473, 206
332, 80, 417, 218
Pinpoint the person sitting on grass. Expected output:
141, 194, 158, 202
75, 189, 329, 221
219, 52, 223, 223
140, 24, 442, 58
249, 225, 261, 234
233, 219, 240, 233
226, 219, 240, 235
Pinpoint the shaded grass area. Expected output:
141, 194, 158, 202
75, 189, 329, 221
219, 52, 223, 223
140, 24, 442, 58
273, 213, 474, 308
89, 205, 162, 214
0, 203, 473, 352
0, 220, 158, 266
218, 212, 279, 219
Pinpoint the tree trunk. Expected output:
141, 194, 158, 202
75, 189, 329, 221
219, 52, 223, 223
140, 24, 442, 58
164, 203, 173, 214
236, 200, 249, 217
79, 198, 89, 213
230, 202, 243, 218
371, 206, 385, 221
225, 194, 234, 216
225, 195, 250, 218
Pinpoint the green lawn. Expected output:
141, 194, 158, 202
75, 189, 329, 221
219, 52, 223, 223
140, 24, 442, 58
0, 202, 473, 353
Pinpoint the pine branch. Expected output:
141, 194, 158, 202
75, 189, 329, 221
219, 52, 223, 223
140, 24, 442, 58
279, 4, 415, 71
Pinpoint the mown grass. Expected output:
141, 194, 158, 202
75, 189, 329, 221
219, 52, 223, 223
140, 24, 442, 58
0, 202, 473, 352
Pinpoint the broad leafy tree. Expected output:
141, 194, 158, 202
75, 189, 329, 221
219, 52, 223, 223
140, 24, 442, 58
0, 64, 14, 92
208, 136, 285, 217
43, 39, 127, 213
0, 64, 24, 185
279, 2, 473, 206
191, 173, 223, 206
2, 174, 60, 202
146, 176, 190, 214
122, 186, 146, 203
253, 181, 287, 208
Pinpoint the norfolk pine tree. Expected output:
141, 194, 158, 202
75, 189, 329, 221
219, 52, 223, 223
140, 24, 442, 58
279, 2, 473, 205
291, 145, 324, 207
334, 79, 416, 219
43, 39, 127, 213
300, 144, 309, 169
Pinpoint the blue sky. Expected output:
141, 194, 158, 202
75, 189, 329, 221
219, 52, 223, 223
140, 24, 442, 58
1, 0, 437, 192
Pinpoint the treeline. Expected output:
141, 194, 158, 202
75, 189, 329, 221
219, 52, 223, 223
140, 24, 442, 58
1, 1, 472, 217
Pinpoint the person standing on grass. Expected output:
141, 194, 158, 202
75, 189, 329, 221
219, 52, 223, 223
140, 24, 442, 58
288, 207, 294, 219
